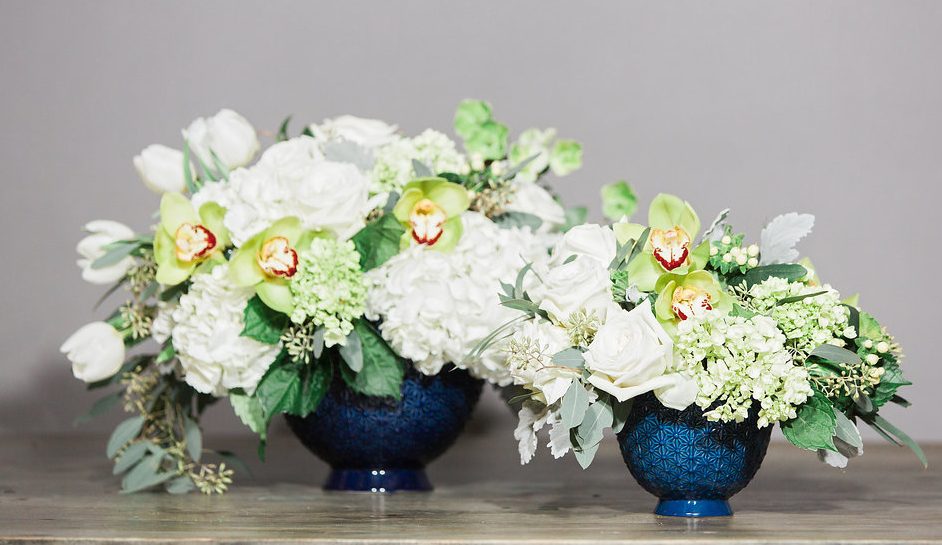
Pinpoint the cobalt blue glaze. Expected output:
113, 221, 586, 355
617, 393, 773, 517
286, 366, 483, 493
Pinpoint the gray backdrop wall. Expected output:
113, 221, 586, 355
1, 1, 939, 443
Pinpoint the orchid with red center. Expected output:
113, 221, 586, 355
393, 177, 470, 252
229, 217, 315, 314
154, 192, 230, 286
653, 270, 729, 327
613, 193, 710, 292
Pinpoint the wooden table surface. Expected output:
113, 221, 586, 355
1, 431, 940, 544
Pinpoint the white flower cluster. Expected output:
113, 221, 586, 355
745, 277, 850, 354
166, 265, 281, 396
193, 137, 377, 247
371, 129, 467, 194
675, 312, 813, 427
365, 212, 546, 383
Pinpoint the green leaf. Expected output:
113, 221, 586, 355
297, 361, 332, 417
241, 296, 289, 344
339, 330, 364, 373
781, 390, 837, 452
230, 392, 267, 441
611, 399, 633, 435
412, 159, 433, 177
255, 360, 302, 421
73, 391, 122, 426
809, 344, 862, 366
91, 241, 139, 270
601, 180, 637, 221
277, 115, 292, 142
864, 414, 927, 468
155, 341, 176, 364
165, 476, 196, 495
106, 416, 146, 459
776, 290, 828, 306
577, 401, 613, 448
572, 433, 601, 469
342, 319, 404, 399
871, 361, 911, 408
493, 212, 543, 230
832, 410, 862, 451
121, 454, 175, 494
184, 417, 202, 462
551, 348, 585, 369
352, 214, 405, 271
728, 264, 807, 289
182, 141, 199, 194
559, 382, 590, 430
112, 441, 149, 475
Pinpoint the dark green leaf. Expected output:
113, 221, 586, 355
230, 392, 267, 441
277, 115, 292, 142
255, 360, 302, 422
871, 361, 911, 408
781, 390, 837, 451
728, 264, 807, 289
341, 319, 403, 399
106, 416, 146, 459
296, 361, 332, 417
776, 290, 828, 306
844, 304, 860, 335
866, 414, 927, 468
155, 341, 176, 364
352, 214, 405, 271
241, 296, 289, 344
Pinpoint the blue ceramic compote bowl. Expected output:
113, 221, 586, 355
617, 393, 773, 517
286, 366, 482, 492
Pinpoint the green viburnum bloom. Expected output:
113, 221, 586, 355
453, 99, 508, 160
549, 139, 583, 176
393, 177, 470, 252
654, 270, 731, 327
154, 192, 230, 286
508, 128, 555, 182
229, 217, 316, 314
289, 238, 367, 347
614, 193, 710, 292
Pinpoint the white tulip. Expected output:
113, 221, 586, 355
60, 322, 126, 383
310, 115, 399, 149
182, 109, 260, 170
133, 144, 189, 193
76, 220, 136, 284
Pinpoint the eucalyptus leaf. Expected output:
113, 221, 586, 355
493, 212, 543, 230
121, 454, 175, 494
611, 399, 633, 435
832, 410, 863, 450
412, 159, 433, 177
776, 291, 828, 306
572, 439, 600, 469
551, 348, 585, 368
182, 142, 199, 194
559, 382, 590, 430
184, 417, 202, 462
106, 416, 146, 459
91, 241, 139, 270
165, 476, 196, 495
74, 391, 122, 426
339, 330, 364, 373
112, 441, 149, 475
577, 401, 613, 448
809, 344, 862, 365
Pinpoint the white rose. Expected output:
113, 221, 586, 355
290, 160, 374, 240
548, 224, 616, 267
508, 319, 579, 405
76, 220, 136, 284
531, 257, 616, 324
311, 115, 399, 149
132, 144, 190, 193
505, 182, 566, 231
584, 301, 696, 410
60, 322, 126, 383
183, 108, 260, 170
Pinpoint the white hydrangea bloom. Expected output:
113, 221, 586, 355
745, 277, 850, 354
674, 312, 813, 427
193, 136, 375, 246
365, 212, 547, 384
169, 265, 281, 396
371, 129, 466, 194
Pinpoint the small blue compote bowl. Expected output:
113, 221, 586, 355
617, 392, 773, 517
286, 366, 482, 493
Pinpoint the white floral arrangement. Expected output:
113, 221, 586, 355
481, 192, 923, 469
62, 100, 587, 494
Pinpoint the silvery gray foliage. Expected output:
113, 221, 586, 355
322, 140, 375, 172
702, 208, 731, 244
759, 212, 815, 265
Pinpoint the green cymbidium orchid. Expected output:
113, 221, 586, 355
613, 193, 710, 292
654, 270, 731, 327
154, 192, 230, 286
393, 177, 470, 252
229, 217, 317, 314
